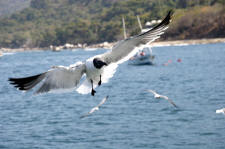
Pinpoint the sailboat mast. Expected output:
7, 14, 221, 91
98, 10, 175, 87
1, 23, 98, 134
137, 15, 143, 31
122, 17, 127, 39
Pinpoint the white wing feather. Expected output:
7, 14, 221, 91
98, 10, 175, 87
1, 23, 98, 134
100, 10, 172, 65
36, 62, 86, 94
76, 79, 93, 94
101, 63, 118, 83
80, 96, 108, 118
147, 89, 157, 95
95, 11, 172, 85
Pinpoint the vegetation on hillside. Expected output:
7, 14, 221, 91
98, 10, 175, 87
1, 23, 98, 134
0, 0, 31, 17
0, 0, 224, 48
166, 4, 225, 40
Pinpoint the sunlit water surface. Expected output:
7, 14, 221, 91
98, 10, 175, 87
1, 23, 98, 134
0, 43, 225, 149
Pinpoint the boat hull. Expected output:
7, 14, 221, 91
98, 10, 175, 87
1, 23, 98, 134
128, 55, 154, 65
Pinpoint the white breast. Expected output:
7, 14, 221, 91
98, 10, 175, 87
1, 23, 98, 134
85, 58, 103, 84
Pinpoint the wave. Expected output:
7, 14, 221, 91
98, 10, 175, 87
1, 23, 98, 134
83, 48, 102, 51
3, 52, 15, 55
153, 43, 190, 47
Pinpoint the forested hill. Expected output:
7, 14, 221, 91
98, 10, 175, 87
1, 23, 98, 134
0, 0, 224, 48
0, 0, 31, 16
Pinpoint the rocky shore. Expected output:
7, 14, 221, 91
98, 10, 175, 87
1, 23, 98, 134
1, 38, 225, 53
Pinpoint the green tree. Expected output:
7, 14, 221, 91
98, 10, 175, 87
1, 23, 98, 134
30, 0, 50, 9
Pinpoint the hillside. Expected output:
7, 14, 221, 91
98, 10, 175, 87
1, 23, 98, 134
0, 0, 224, 48
164, 4, 225, 40
0, 0, 31, 16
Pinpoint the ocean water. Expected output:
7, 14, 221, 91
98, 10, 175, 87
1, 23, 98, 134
0, 43, 225, 149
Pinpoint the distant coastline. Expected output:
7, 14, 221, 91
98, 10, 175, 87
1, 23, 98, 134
151, 38, 225, 47
1, 38, 225, 53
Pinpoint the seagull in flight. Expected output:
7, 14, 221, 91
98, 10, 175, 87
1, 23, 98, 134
80, 96, 109, 118
9, 10, 173, 96
146, 90, 178, 108
216, 108, 225, 115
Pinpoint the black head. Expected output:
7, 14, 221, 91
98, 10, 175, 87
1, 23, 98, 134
93, 58, 107, 69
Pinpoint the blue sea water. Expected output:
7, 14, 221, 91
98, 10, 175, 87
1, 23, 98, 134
0, 43, 225, 149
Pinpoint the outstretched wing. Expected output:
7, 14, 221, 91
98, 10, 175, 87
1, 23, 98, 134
167, 98, 178, 108
80, 96, 108, 119
146, 89, 157, 95
161, 95, 178, 108
80, 107, 98, 119
97, 95, 109, 107
100, 10, 173, 65
9, 62, 86, 94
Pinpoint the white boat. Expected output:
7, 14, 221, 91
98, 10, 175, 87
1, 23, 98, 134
128, 46, 155, 65
128, 16, 155, 65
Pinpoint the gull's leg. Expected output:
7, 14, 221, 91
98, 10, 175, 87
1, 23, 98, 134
98, 75, 102, 86
91, 79, 96, 96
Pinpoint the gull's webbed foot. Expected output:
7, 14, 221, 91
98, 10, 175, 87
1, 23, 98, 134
91, 89, 96, 96
98, 80, 101, 86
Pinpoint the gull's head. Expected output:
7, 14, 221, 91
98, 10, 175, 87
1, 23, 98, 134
93, 58, 108, 69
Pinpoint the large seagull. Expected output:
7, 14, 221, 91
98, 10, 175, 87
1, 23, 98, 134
9, 10, 173, 96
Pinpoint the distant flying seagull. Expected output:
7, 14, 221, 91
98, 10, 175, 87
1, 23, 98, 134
80, 96, 109, 118
9, 10, 173, 96
146, 90, 178, 108
216, 108, 225, 115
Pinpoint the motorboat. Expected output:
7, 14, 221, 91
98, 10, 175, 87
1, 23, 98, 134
122, 16, 156, 65
128, 46, 155, 65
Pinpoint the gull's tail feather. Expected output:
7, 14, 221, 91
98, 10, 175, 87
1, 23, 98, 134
8, 73, 45, 91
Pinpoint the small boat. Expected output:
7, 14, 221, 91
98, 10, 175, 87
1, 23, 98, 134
128, 16, 155, 65
128, 46, 155, 65
121, 16, 156, 65
0, 51, 3, 57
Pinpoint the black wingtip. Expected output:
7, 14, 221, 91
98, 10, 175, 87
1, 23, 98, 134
8, 73, 44, 91
153, 9, 174, 29
167, 9, 174, 22
138, 10, 174, 37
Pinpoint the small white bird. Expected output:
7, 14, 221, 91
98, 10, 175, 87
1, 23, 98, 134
146, 90, 177, 108
80, 96, 109, 118
216, 108, 225, 115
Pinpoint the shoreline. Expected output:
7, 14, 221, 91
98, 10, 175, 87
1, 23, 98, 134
151, 38, 225, 47
1, 38, 225, 53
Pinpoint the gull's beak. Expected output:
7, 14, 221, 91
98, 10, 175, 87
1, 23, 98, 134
103, 62, 108, 66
